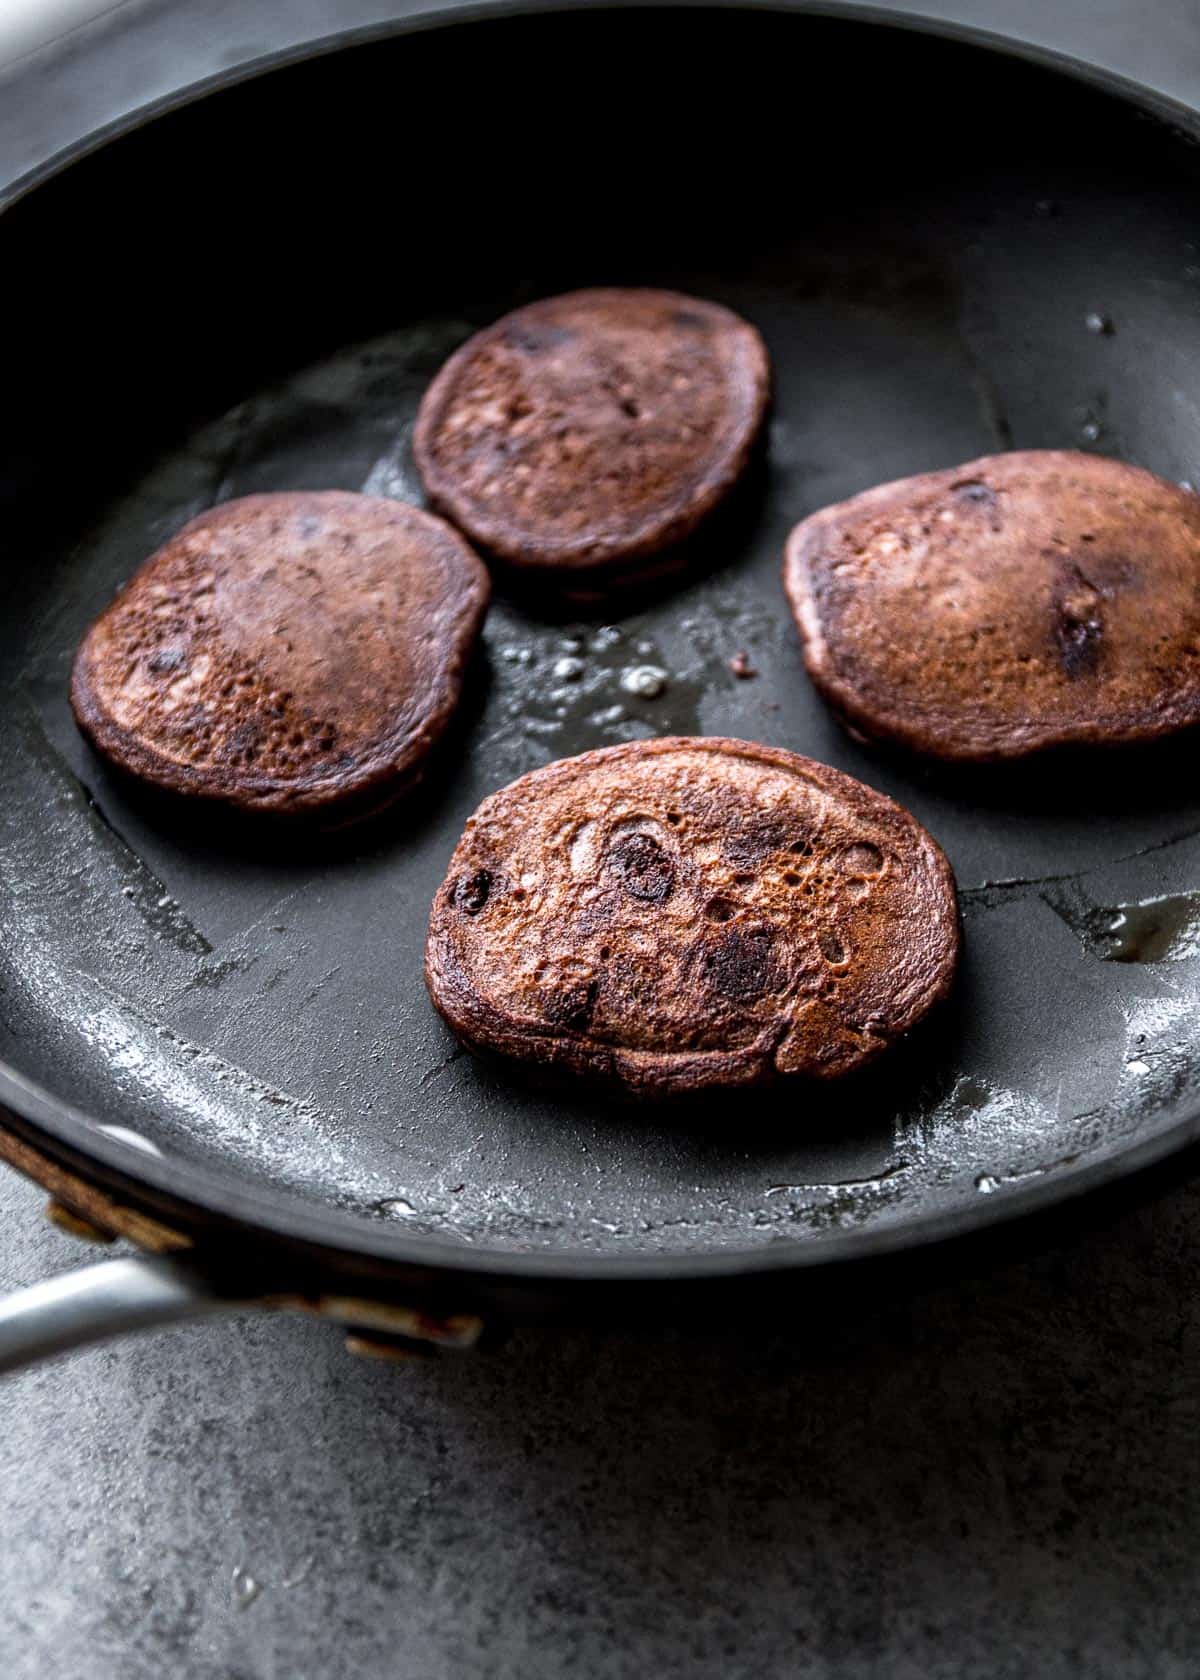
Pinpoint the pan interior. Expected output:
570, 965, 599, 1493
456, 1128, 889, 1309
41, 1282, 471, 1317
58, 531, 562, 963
3, 10, 1200, 1259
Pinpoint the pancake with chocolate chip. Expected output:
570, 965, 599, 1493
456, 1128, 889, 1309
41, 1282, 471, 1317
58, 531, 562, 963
784, 450, 1200, 762
425, 738, 958, 1095
71, 491, 489, 822
413, 289, 770, 585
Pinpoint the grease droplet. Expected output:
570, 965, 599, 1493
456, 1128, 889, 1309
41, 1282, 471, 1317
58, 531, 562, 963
1043, 884, 1200, 963
231, 1568, 262, 1611
376, 1197, 416, 1218
620, 665, 668, 699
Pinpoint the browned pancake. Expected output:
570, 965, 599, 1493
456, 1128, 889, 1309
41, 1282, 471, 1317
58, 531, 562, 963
413, 289, 770, 584
784, 450, 1200, 761
425, 738, 959, 1095
71, 492, 490, 821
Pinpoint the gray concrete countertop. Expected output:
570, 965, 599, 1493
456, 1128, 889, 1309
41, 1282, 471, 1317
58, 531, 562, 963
3, 1162, 1200, 1676
3, 2, 1200, 1675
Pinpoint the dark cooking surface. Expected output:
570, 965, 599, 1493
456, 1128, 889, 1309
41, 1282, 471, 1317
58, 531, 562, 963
3, 5, 1200, 1677
4, 12, 1200, 1266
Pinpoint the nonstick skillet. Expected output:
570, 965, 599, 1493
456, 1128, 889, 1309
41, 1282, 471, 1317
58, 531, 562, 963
4, 6, 1200, 1371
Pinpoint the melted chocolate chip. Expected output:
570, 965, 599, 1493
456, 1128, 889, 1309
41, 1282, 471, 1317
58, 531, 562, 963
701, 927, 778, 1001
542, 977, 599, 1030
606, 832, 675, 903
455, 869, 492, 915
147, 647, 185, 674
1053, 562, 1104, 678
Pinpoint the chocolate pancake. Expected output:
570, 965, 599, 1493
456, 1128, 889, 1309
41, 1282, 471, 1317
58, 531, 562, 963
425, 738, 959, 1095
784, 450, 1200, 762
71, 492, 490, 821
413, 289, 770, 583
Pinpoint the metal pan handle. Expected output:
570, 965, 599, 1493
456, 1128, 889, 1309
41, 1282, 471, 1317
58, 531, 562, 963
0, 1129, 486, 1373
0, 1250, 486, 1374
0, 1254, 240, 1375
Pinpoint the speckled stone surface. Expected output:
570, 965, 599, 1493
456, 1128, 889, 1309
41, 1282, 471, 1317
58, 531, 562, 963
3, 1158, 1200, 1678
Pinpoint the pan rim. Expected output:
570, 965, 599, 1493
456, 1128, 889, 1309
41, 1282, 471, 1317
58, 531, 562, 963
4, 0, 1199, 219
4, 0, 1200, 1285
3, 1056, 1200, 1282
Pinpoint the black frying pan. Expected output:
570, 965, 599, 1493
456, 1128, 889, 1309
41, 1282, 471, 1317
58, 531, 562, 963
3, 7, 1200, 1369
